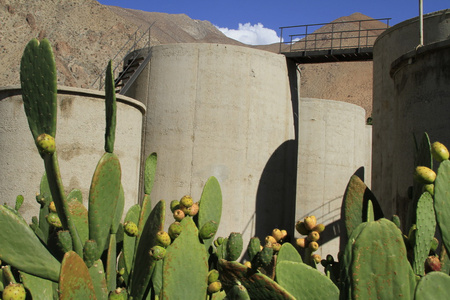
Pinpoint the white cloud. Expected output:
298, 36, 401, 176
216, 23, 282, 46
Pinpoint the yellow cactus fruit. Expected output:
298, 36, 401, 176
49, 201, 57, 213
189, 202, 199, 216
308, 241, 319, 252
296, 238, 307, 248
311, 254, 322, 264
422, 184, 435, 196
180, 195, 193, 208
304, 216, 317, 231
207, 281, 222, 294
431, 141, 450, 162
280, 229, 288, 240
244, 261, 252, 268
265, 235, 277, 246
271, 228, 284, 242
312, 223, 325, 234
295, 221, 309, 235
307, 231, 320, 242
272, 242, 282, 252
173, 209, 185, 222
414, 166, 436, 184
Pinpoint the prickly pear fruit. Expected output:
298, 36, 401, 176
308, 241, 319, 252
188, 202, 199, 216
430, 237, 439, 252
83, 239, 97, 268
48, 201, 57, 213
307, 231, 320, 242
36, 133, 55, 155
180, 195, 193, 208
170, 200, 180, 213
247, 237, 261, 261
280, 229, 288, 240
168, 221, 182, 240
124, 221, 138, 237
214, 237, 224, 247
295, 221, 309, 235
431, 141, 449, 162
226, 232, 243, 261
47, 212, 62, 228
149, 245, 166, 260
180, 204, 192, 216
422, 184, 435, 196
304, 216, 317, 231
207, 269, 220, 284
108, 287, 127, 300
244, 261, 252, 268
272, 228, 284, 242
265, 235, 276, 246
2, 283, 26, 300
227, 284, 251, 300
295, 238, 306, 248
414, 166, 436, 184
257, 245, 274, 267
207, 281, 222, 294
199, 220, 218, 240
312, 223, 325, 234
311, 254, 321, 264
173, 209, 185, 221
156, 231, 171, 248
425, 256, 441, 273
272, 242, 282, 252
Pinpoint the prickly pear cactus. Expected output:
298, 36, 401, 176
414, 271, 450, 300
59, 251, 96, 299
340, 218, 416, 299
434, 160, 450, 254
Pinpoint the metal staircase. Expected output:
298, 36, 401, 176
91, 22, 155, 94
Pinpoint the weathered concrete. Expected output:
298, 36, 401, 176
372, 9, 450, 221
0, 86, 145, 221
126, 43, 296, 248
297, 97, 372, 258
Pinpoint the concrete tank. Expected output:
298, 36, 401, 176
126, 43, 296, 248
372, 9, 450, 221
0, 86, 146, 221
297, 98, 372, 258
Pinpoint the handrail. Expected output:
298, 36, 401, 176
91, 22, 155, 90
279, 18, 391, 54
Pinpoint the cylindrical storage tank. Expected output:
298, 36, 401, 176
0, 86, 146, 221
127, 43, 296, 248
297, 98, 372, 259
372, 9, 450, 220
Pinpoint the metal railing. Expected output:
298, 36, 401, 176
91, 22, 155, 90
279, 18, 391, 54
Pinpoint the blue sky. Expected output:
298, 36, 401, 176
97, 0, 449, 45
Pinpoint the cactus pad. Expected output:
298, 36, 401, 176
59, 251, 96, 299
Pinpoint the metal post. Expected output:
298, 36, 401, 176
279, 28, 283, 53
419, 0, 424, 46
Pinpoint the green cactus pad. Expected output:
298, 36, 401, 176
151, 259, 163, 297
197, 176, 222, 252
106, 234, 117, 292
276, 242, 302, 263
247, 237, 261, 262
341, 175, 383, 247
111, 184, 125, 234
340, 218, 416, 299
144, 153, 157, 195
38, 173, 52, 243
67, 189, 83, 204
414, 271, 450, 300
67, 196, 89, 246
130, 200, 165, 300
89, 152, 121, 259
59, 251, 96, 299
161, 217, 209, 300
123, 204, 141, 277
413, 192, 436, 275
276, 261, 339, 299
20, 38, 57, 141
88, 260, 108, 300
218, 259, 295, 299
20, 271, 55, 300
137, 194, 152, 242
226, 232, 243, 261
0, 205, 60, 282
104, 60, 116, 153
434, 160, 450, 254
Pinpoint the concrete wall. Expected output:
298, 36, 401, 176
0, 86, 145, 221
372, 9, 450, 220
126, 43, 296, 248
297, 98, 372, 258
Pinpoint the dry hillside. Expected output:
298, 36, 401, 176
1, 1, 385, 117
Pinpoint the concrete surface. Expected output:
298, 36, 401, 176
0, 86, 145, 221
297, 97, 372, 259
126, 43, 296, 249
372, 9, 450, 221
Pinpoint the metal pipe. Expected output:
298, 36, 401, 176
419, 0, 424, 46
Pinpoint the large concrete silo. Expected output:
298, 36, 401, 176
0, 86, 145, 221
126, 43, 297, 247
372, 9, 450, 221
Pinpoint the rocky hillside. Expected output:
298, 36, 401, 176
1, 1, 385, 117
